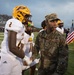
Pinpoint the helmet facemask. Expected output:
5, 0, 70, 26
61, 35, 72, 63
22, 14, 32, 25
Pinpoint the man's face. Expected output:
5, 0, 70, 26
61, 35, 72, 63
26, 26, 32, 32
47, 20, 57, 31
25, 26, 32, 35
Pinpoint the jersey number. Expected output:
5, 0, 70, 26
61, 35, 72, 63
9, 22, 12, 27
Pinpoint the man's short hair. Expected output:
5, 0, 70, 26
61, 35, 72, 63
41, 20, 46, 29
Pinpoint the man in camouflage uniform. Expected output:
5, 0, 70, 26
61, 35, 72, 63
32, 13, 68, 75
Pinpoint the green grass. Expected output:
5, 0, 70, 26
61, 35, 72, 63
64, 42, 74, 75
33, 32, 38, 42
0, 32, 4, 47
68, 43, 74, 50
0, 32, 74, 75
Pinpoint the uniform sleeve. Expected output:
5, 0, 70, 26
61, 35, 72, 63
5, 19, 23, 33
54, 36, 69, 75
32, 34, 40, 59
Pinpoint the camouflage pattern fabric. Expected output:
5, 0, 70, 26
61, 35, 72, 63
32, 30, 68, 75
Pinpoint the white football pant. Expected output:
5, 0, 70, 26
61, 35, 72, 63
0, 53, 22, 75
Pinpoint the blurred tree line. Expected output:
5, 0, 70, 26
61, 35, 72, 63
0, 14, 12, 32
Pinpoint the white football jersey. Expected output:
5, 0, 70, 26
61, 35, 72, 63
21, 32, 34, 54
56, 27, 64, 34
1, 18, 25, 57
39, 29, 45, 32
21, 32, 40, 70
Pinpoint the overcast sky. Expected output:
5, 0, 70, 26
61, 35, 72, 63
0, 0, 74, 28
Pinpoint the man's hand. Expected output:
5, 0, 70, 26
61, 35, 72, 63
23, 56, 32, 65
23, 61, 28, 66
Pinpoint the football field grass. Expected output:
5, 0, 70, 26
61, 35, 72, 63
0, 32, 74, 75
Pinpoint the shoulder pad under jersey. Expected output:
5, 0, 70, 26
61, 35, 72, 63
5, 18, 24, 32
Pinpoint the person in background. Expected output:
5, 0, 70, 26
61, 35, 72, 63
22, 21, 39, 75
0, 5, 32, 75
32, 13, 68, 75
65, 28, 70, 38
39, 20, 47, 32
56, 20, 64, 34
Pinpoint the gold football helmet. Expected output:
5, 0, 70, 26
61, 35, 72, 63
13, 5, 31, 23
57, 20, 63, 25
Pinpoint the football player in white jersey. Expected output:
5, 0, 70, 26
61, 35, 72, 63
0, 5, 32, 75
21, 21, 39, 75
56, 20, 64, 34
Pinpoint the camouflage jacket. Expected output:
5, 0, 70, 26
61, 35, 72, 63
32, 30, 68, 75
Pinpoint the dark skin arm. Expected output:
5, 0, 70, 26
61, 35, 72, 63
8, 30, 25, 59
